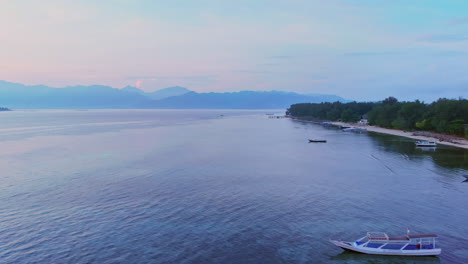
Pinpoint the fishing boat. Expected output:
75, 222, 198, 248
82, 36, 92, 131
309, 139, 327, 143
330, 231, 441, 256
415, 141, 437, 147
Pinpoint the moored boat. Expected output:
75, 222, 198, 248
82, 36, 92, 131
415, 141, 437, 147
330, 231, 441, 256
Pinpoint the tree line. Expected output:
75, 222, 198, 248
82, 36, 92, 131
286, 97, 468, 137
0, 107, 11, 111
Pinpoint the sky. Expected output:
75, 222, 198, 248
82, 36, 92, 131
1, 0, 468, 101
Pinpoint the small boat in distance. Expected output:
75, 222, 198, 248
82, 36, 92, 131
309, 139, 327, 143
330, 231, 441, 256
463, 175, 468, 180
415, 141, 437, 147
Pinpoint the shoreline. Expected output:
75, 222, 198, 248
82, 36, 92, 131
290, 118, 468, 150
332, 121, 468, 150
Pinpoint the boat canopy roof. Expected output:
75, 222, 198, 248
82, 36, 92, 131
407, 234, 438, 239
367, 232, 437, 241
367, 232, 389, 240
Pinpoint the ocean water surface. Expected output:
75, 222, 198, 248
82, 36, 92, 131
0, 110, 467, 264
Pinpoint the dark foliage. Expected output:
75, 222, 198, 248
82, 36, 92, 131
286, 101, 374, 122
287, 97, 468, 137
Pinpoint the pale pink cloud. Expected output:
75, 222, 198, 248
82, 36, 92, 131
135, 80, 143, 88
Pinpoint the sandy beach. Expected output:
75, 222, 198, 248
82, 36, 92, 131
330, 121, 468, 150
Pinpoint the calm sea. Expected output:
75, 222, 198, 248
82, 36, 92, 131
0, 110, 467, 264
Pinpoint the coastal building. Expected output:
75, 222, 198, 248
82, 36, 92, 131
358, 119, 368, 126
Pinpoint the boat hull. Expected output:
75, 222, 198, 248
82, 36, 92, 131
415, 141, 437, 147
330, 240, 441, 256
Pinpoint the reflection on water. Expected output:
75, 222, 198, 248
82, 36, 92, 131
367, 132, 468, 171
0, 111, 467, 264
415, 146, 437, 152
331, 251, 441, 264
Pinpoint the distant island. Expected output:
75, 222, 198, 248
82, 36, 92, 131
287, 97, 468, 138
0, 107, 11, 111
0, 80, 349, 109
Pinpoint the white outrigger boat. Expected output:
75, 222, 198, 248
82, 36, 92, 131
331, 231, 441, 256
415, 141, 437, 147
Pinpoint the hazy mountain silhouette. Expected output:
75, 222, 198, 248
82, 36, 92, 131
149, 91, 349, 109
121, 85, 191, 100
121, 85, 146, 95
0, 80, 348, 109
0, 81, 149, 108
146, 86, 191, 100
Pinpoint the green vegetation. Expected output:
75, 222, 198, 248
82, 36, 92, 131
0, 107, 11, 111
287, 97, 468, 137
286, 101, 374, 122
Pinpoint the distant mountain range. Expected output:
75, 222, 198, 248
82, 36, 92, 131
148, 91, 348, 109
122, 85, 191, 100
0, 80, 349, 109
